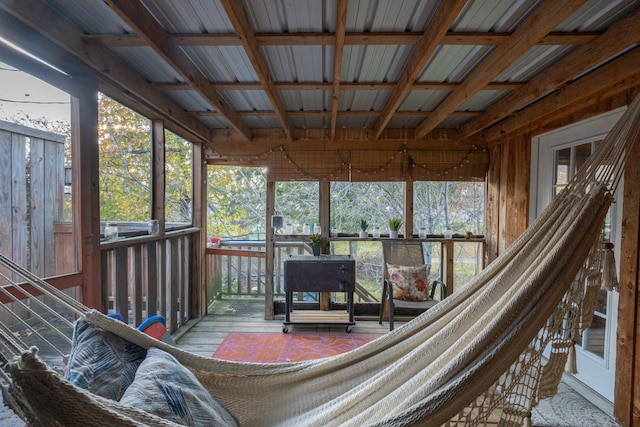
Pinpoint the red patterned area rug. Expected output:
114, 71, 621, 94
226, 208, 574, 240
212, 332, 380, 363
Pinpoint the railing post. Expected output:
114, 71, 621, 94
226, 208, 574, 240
114, 246, 129, 324
147, 241, 159, 315
265, 179, 276, 319
132, 243, 143, 327
319, 182, 330, 311
212, 252, 222, 299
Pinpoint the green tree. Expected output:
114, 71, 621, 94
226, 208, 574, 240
275, 181, 319, 232
207, 166, 267, 239
165, 130, 192, 224
414, 181, 484, 235
98, 94, 151, 222
330, 182, 403, 233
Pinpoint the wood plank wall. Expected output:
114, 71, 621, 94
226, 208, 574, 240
484, 135, 530, 263
616, 130, 640, 426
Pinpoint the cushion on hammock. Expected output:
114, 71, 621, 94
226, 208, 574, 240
120, 347, 238, 427
386, 263, 431, 301
65, 319, 147, 401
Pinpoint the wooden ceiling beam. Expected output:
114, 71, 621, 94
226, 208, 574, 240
415, 0, 587, 139
372, 0, 467, 140
220, 0, 291, 141
0, 13, 88, 95
458, 7, 640, 139
89, 31, 601, 47
207, 128, 479, 153
192, 110, 481, 118
152, 81, 524, 91
484, 46, 640, 144
0, 0, 210, 143
271, 31, 601, 46
103, 0, 252, 141
329, 0, 348, 141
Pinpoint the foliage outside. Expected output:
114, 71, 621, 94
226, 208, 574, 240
98, 94, 151, 222
414, 181, 484, 236
206, 170, 486, 299
98, 94, 192, 226
207, 166, 269, 240
164, 130, 193, 224
206, 170, 485, 242
330, 182, 403, 234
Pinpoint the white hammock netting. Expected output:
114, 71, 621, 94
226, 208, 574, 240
1, 94, 639, 426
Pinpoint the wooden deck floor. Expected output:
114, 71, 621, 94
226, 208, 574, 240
175, 298, 390, 358
173, 298, 619, 426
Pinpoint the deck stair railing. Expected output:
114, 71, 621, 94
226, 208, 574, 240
206, 241, 301, 301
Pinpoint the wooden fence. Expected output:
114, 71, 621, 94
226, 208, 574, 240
0, 120, 69, 283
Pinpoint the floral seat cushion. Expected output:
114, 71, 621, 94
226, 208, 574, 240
386, 263, 431, 301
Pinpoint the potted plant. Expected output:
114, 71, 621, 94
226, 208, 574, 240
308, 233, 322, 256
358, 218, 369, 238
388, 217, 402, 238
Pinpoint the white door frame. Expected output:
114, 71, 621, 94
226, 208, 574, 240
530, 107, 625, 405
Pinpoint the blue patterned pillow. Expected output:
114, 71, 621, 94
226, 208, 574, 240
120, 347, 238, 426
65, 319, 147, 401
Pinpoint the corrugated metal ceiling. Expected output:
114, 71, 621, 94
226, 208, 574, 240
35, 0, 639, 138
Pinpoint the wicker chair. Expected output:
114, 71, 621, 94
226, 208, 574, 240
378, 240, 447, 330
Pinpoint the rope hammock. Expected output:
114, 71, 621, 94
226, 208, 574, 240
1, 94, 639, 426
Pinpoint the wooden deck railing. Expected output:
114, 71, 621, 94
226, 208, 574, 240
205, 241, 310, 301
100, 227, 198, 333
205, 237, 486, 307
0, 232, 483, 333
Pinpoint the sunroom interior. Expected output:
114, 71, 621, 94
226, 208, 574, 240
1, 0, 640, 425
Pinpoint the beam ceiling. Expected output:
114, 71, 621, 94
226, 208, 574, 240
0, 0, 637, 160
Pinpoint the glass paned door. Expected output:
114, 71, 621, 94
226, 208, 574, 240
531, 107, 625, 403
551, 141, 610, 359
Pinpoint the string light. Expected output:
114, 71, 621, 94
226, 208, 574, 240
411, 144, 485, 176
208, 143, 485, 180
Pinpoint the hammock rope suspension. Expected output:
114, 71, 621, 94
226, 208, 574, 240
0, 94, 639, 426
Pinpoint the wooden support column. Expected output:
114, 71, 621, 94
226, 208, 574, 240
150, 120, 166, 234
615, 134, 640, 426
442, 240, 454, 296
149, 121, 164, 317
485, 144, 501, 264
319, 181, 330, 250
264, 178, 275, 319
319, 181, 330, 310
404, 180, 414, 238
73, 84, 102, 310
191, 142, 206, 317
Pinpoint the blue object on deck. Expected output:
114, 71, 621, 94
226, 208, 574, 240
137, 314, 166, 330
138, 314, 175, 345
107, 313, 124, 322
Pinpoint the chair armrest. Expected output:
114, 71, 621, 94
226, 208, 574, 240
429, 279, 448, 300
383, 279, 393, 303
